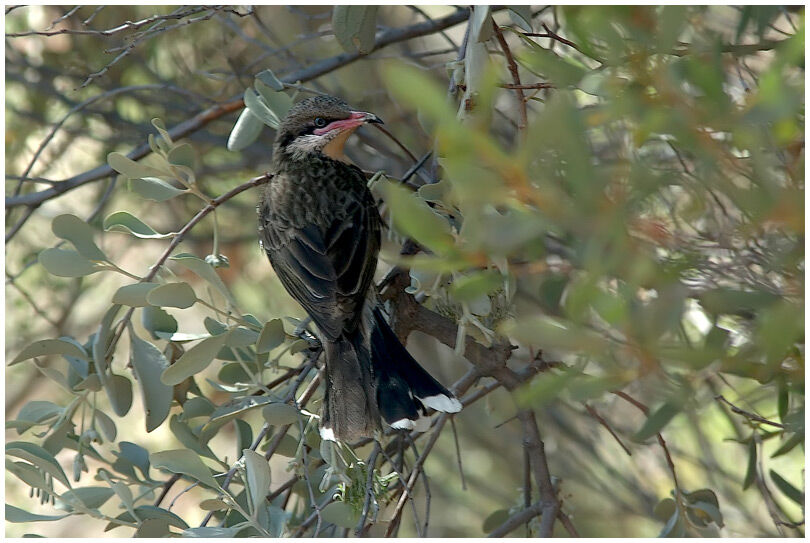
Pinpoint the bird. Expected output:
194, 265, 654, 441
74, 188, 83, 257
257, 95, 461, 442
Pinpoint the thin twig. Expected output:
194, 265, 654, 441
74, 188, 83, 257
354, 443, 381, 536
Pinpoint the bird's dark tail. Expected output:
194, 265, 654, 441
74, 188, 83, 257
370, 307, 462, 432
320, 332, 380, 442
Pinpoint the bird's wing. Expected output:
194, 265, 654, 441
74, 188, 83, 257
261, 186, 380, 342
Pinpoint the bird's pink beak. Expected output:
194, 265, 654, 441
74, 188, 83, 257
314, 111, 383, 135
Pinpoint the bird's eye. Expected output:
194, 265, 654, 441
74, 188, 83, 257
314, 117, 327, 128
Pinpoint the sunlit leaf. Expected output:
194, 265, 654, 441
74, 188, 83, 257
103, 211, 171, 239
130, 177, 187, 201
146, 282, 197, 309
112, 283, 159, 307
39, 248, 99, 277
51, 214, 107, 261
228, 108, 264, 152
108, 152, 167, 179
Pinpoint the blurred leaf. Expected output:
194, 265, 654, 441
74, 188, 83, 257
470, 5, 493, 42
51, 214, 107, 261
108, 152, 166, 179
256, 69, 285, 91
254, 82, 293, 120
5, 504, 67, 523
517, 40, 587, 87
183, 527, 240, 537
332, 6, 378, 54
320, 501, 357, 528
244, 88, 282, 128
95, 409, 117, 441
771, 431, 803, 458
56, 487, 114, 511
228, 109, 264, 152
105, 505, 188, 532
146, 282, 197, 309
743, 438, 757, 489
167, 143, 195, 169
657, 6, 687, 53
687, 501, 724, 528
256, 319, 285, 353
450, 270, 502, 302
130, 331, 173, 432
39, 248, 99, 277
659, 509, 685, 537
161, 332, 230, 386
151, 449, 220, 490
151, 118, 173, 146
482, 508, 510, 532
200, 499, 230, 511
243, 449, 272, 513
653, 497, 677, 521
225, 327, 259, 348
6, 441, 71, 487
130, 177, 187, 201
262, 403, 299, 426
11, 338, 87, 365
142, 306, 178, 340
112, 283, 159, 307
769, 470, 804, 505
508, 6, 533, 32
382, 181, 454, 255
633, 402, 680, 441
103, 211, 171, 239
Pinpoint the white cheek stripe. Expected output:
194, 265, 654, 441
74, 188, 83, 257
420, 394, 462, 413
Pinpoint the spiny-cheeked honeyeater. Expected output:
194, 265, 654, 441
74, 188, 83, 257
258, 95, 461, 442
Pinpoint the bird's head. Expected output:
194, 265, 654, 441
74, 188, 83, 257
273, 95, 383, 163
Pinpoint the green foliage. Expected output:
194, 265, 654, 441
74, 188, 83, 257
6, 5, 804, 539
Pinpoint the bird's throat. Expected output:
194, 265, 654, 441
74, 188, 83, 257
321, 127, 357, 163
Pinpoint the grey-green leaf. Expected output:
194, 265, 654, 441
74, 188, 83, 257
146, 282, 197, 309
39, 248, 99, 277
171, 253, 236, 307
130, 331, 173, 432
243, 449, 272, 512
633, 402, 680, 442
167, 143, 195, 169
256, 69, 285, 91
256, 319, 285, 353
103, 211, 171, 239
244, 87, 281, 128
112, 283, 159, 307
5, 504, 68, 523
105, 374, 133, 417
770, 469, 804, 505
320, 501, 357, 529
332, 6, 378, 54
56, 487, 115, 511
508, 6, 533, 32
130, 177, 187, 201
262, 403, 299, 426
227, 108, 264, 152
470, 5, 494, 42
108, 152, 167, 179
11, 338, 87, 365
161, 332, 230, 386
6, 441, 71, 487
51, 214, 107, 261
142, 306, 178, 340
150, 449, 220, 490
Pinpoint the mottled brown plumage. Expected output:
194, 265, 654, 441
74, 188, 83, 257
258, 95, 461, 442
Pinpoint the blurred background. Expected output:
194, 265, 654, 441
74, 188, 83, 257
5, 5, 804, 537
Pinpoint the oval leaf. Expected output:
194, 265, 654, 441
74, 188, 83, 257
320, 501, 358, 529
130, 331, 173, 432
382, 181, 454, 255
161, 332, 230, 386
146, 282, 197, 309
256, 69, 285, 91
262, 403, 299, 426
142, 306, 178, 340
227, 108, 264, 152
332, 6, 378, 54
243, 449, 272, 512
39, 247, 98, 277
51, 214, 107, 261
105, 374, 133, 417
171, 253, 236, 307
112, 283, 159, 307
256, 319, 285, 353
150, 449, 220, 490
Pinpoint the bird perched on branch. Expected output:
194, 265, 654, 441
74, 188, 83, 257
258, 95, 461, 442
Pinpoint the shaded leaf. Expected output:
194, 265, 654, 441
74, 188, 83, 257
256, 319, 285, 353
146, 282, 197, 309
51, 214, 106, 261
183, 527, 240, 537
243, 449, 272, 513
6, 441, 70, 487
332, 5, 378, 54
254, 81, 293, 120
161, 332, 230, 386
382, 181, 454, 255
633, 402, 680, 441
142, 306, 178, 340
56, 487, 115, 511
105, 374, 133, 417
508, 6, 533, 32
130, 177, 187, 201
167, 143, 195, 169
320, 500, 357, 529
244, 87, 282, 128
256, 69, 285, 91
108, 152, 166, 179
262, 403, 299, 426
95, 409, 117, 441
150, 449, 220, 490
743, 438, 757, 489
5, 504, 68, 523
112, 283, 159, 307
130, 331, 173, 432
11, 339, 87, 366
171, 253, 237, 307
470, 5, 494, 42
769, 470, 804, 505
482, 508, 510, 532
39, 248, 98, 277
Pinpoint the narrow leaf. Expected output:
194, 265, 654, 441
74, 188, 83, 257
770, 470, 804, 505
633, 402, 680, 441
